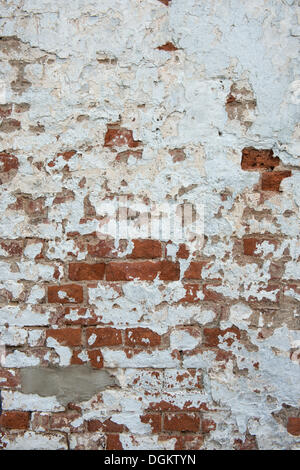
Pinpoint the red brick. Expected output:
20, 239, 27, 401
69, 263, 105, 281
31, 412, 50, 432
87, 419, 125, 433
174, 434, 204, 450
129, 239, 162, 259
87, 239, 126, 258
88, 349, 103, 369
261, 171, 291, 191
48, 284, 83, 304
157, 42, 178, 51
71, 349, 86, 365
241, 147, 279, 171
164, 413, 200, 432
49, 411, 84, 432
177, 243, 189, 259
106, 260, 180, 281
243, 237, 277, 256
63, 307, 98, 325
184, 261, 206, 280
115, 149, 143, 163
269, 261, 284, 280
243, 238, 259, 256
0, 104, 12, 118
24, 197, 46, 217
106, 434, 123, 450
14, 103, 30, 113
169, 148, 186, 163
46, 328, 81, 346
0, 118, 21, 132
141, 413, 162, 433
125, 328, 161, 347
158, 0, 171, 5
86, 327, 122, 347
202, 418, 216, 433
234, 435, 258, 450
104, 126, 141, 148
203, 284, 225, 301
204, 327, 241, 347
248, 284, 280, 304
0, 411, 30, 430
57, 150, 76, 161
0, 368, 20, 388
0, 152, 19, 172
0, 240, 23, 256
180, 284, 201, 303
287, 417, 300, 436
148, 399, 207, 413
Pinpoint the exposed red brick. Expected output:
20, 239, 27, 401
14, 103, 30, 113
69, 263, 105, 281
0, 368, 20, 388
184, 261, 206, 279
0, 104, 12, 117
158, 0, 172, 5
88, 349, 104, 369
106, 434, 123, 450
63, 307, 98, 326
203, 327, 241, 347
57, 150, 77, 161
31, 412, 51, 432
129, 239, 162, 259
169, 148, 186, 163
0, 411, 30, 430
202, 418, 216, 433
106, 260, 180, 281
104, 126, 141, 148
261, 171, 292, 191
234, 434, 258, 450
0, 240, 23, 256
243, 238, 259, 256
86, 327, 122, 347
46, 327, 81, 347
141, 413, 162, 433
115, 149, 143, 163
0, 152, 19, 172
177, 243, 189, 259
243, 237, 276, 256
53, 190, 75, 205
157, 42, 178, 51
125, 328, 161, 347
164, 413, 200, 432
49, 411, 84, 432
241, 147, 279, 171
202, 284, 225, 301
180, 283, 201, 303
287, 417, 300, 436
24, 197, 46, 217
174, 434, 204, 450
48, 284, 84, 304
269, 261, 284, 280
87, 239, 126, 258
87, 418, 125, 433
159, 260, 180, 280
248, 284, 280, 304
0, 118, 21, 132
71, 349, 86, 365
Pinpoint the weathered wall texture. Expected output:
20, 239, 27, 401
0, 0, 299, 450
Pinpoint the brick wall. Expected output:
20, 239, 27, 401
0, 0, 299, 450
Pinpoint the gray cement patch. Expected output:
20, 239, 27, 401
20, 366, 118, 406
